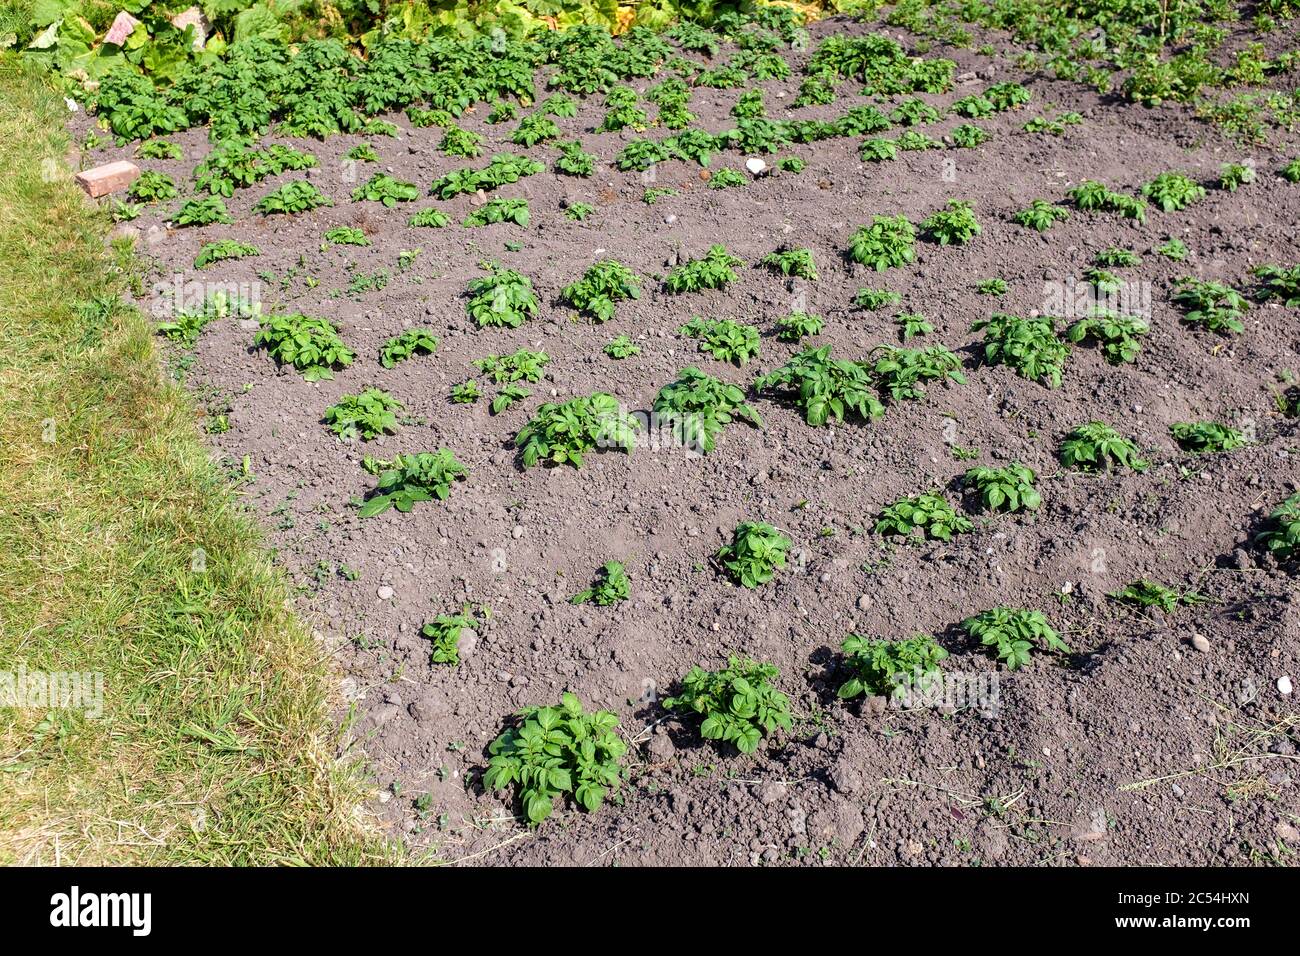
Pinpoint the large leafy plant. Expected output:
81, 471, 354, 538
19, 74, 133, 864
663, 658, 792, 755
484, 693, 625, 825
466, 263, 540, 328
963, 608, 1069, 670
515, 394, 638, 468
716, 521, 791, 588
562, 260, 642, 321
837, 634, 948, 700
254, 313, 353, 381
359, 450, 468, 517
324, 388, 401, 441
754, 346, 884, 426
972, 313, 1069, 387
653, 367, 763, 454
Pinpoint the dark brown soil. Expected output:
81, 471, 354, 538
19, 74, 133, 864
82, 15, 1300, 866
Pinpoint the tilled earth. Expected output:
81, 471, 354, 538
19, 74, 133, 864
81, 14, 1300, 865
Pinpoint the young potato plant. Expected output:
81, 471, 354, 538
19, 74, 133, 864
895, 313, 933, 340
570, 561, 630, 606
564, 202, 594, 222
1169, 421, 1246, 454
172, 195, 234, 227
1254, 264, 1300, 306
254, 313, 353, 381
1142, 172, 1207, 212
859, 137, 898, 162
664, 245, 743, 293
516, 393, 638, 468
352, 173, 419, 206
475, 348, 549, 385
604, 333, 641, 359
922, 200, 981, 245
962, 463, 1041, 513
1060, 422, 1149, 471
1095, 247, 1142, 268
466, 263, 540, 328
678, 317, 761, 366
1219, 162, 1255, 191
358, 450, 468, 517
484, 693, 625, 825
762, 248, 818, 280
976, 278, 1008, 296
837, 634, 948, 701
422, 610, 477, 666
322, 227, 370, 250
562, 260, 642, 321
972, 313, 1069, 387
875, 492, 973, 542
439, 125, 484, 158
1067, 310, 1149, 365
653, 367, 763, 454
463, 197, 530, 227
127, 170, 177, 203
963, 608, 1069, 670
706, 168, 746, 189
379, 328, 438, 368
324, 388, 401, 441
854, 288, 902, 310
1282, 157, 1300, 183
1109, 580, 1202, 614
870, 344, 966, 402
409, 208, 451, 228
1012, 199, 1070, 232
194, 239, 259, 269
775, 312, 824, 342
1173, 278, 1248, 334
255, 181, 333, 216
614, 138, 672, 172
451, 380, 481, 404
847, 215, 916, 270
717, 521, 791, 588
512, 113, 561, 147
1255, 493, 1300, 561
663, 657, 792, 755
1067, 180, 1147, 222
754, 346, 884, 426
951, 123, 989, 148
554, 141, 595, 177
430, 153, 543, 200
491, 384, 531, 414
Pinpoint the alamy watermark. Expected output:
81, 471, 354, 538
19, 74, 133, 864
889, 667, 1001, 718
1042, 275, 1152, 319
1, 664, 104, 718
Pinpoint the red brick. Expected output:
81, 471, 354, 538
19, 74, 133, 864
75, 161, 140, 199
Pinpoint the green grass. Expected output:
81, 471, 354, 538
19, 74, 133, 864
0, 56, 391, 865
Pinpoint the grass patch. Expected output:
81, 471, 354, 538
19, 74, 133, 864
0, 56, 390, 865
